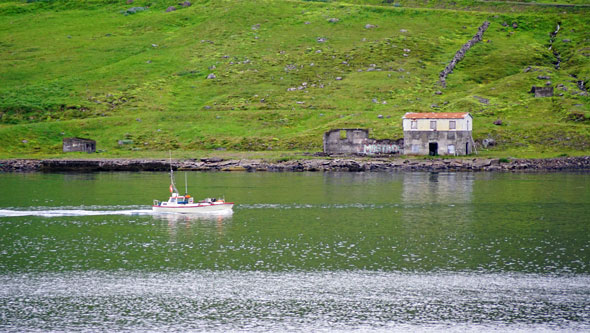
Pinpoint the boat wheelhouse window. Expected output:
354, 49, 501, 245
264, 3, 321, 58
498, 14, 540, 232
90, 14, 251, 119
170, 198, 177, 203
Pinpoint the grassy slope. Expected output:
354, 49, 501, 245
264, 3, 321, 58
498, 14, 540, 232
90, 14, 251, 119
0, 0, 589, 159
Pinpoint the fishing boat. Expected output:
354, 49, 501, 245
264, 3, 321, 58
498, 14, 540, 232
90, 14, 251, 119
152, 155, 233, 213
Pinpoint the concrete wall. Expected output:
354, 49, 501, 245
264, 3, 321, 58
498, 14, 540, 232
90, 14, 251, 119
403, 130, 473, 156
63, 138, 96, 153
323, 129, 402, 155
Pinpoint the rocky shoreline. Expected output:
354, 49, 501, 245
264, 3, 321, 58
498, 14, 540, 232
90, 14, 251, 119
1, 156, 590, 172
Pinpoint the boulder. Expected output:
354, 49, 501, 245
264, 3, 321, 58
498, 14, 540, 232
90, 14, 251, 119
165, 6, 176, 12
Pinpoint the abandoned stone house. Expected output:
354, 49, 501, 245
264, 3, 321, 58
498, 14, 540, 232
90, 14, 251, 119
323, 128, 401, 155
402, 112, 474, 156
63, 137, 96, 153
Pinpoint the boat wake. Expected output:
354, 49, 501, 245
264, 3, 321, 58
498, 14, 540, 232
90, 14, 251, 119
0, 208, 153, 217
0, 206, 233, 219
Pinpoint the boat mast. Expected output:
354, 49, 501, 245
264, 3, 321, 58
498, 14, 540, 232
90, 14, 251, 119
169, 151, 179, 194
184, 172, 188, 196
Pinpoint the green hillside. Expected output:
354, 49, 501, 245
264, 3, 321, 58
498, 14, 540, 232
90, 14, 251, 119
0, 0, 589, 158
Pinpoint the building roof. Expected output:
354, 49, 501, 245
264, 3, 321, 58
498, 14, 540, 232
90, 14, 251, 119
403, 112, 470, 119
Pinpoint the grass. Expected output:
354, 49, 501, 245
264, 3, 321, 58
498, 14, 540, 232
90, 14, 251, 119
0, 0, 589, 159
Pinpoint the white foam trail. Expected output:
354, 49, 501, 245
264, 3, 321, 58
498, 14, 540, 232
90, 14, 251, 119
0, 209, 153, 217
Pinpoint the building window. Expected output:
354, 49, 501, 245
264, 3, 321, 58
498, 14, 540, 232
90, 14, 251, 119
447, 132, 455, 140
411, 144, 419, 153
448, 144, 455, 155
411, 120, 417, 129
430, 120, 437, 130
449, 120, 456, 129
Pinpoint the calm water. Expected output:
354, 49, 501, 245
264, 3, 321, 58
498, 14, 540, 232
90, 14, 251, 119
0, 171, 589, 332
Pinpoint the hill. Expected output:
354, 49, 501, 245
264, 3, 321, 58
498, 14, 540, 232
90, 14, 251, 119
0, 0, 589, 159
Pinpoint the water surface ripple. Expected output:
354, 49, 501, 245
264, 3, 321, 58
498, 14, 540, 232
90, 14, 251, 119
1, 271, 589, 332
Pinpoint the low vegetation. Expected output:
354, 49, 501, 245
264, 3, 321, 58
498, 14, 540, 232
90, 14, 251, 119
0, 0, 588, 159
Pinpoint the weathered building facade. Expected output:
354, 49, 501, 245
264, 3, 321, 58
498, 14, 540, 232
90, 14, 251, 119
402, 112, 473, 156
323, 129, 401, 155
63, 137, 96, 153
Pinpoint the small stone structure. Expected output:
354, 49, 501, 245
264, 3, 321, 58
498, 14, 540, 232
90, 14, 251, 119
323, 129, 401, 155
63, 137, 96, 153
402, 112, 474, 156
530, 86, 554, 97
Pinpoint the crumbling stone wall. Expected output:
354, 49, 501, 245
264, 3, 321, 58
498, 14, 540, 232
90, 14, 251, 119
439, 21, 490, 88
63, 138, 96, 153
531, 86, 554, 97
323, 129, 402, 155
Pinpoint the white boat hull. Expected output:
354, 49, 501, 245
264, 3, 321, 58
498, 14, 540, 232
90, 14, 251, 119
152, 202, 233, 213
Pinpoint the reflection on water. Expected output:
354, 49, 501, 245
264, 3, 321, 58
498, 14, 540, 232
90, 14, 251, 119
154, 211, 233, 237
402, 172, 474, 204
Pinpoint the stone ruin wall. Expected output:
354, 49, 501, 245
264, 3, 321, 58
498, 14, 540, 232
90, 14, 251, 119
323, 129, 402, 155
439, 21, 490, 88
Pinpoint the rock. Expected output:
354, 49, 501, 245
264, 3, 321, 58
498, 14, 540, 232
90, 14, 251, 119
21, 140, 28, 144
151, 43, 158, 47
493, 119, 502, 125
403, 48, 411, 53
482, 138, 496, 148
365, 24, 377, 29
546, 81, 552, 86
537, 75, 551, 80
473, 96, 489, 104
328, 18, 339, 23
206, 73, 216, 79
512, 22, 518, 29
317, 37, 327, 43
126, 0, 133, 3
335, 76, 343, 81
400, 29, 407, 33
165, 6, 176, 12
180, 1, 192, 7
372, 98, 378, 103
118, 140, 133, 145
435, 90, 442, 95
204, 105, 211, 109
563, 39, 571, 43
124, 7, 146, 15
431, 104, 439, 108
251, 24, 260, 30
501, 22, 508, 27
524, 66, 532, 72
377, 114, 383, 119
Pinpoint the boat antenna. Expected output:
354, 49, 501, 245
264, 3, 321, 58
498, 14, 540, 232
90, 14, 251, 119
169, 151, 178, 194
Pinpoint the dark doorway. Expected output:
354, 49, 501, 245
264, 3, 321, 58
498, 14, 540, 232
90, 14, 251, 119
429, 142, 438, 156
465, 142, 469, 155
